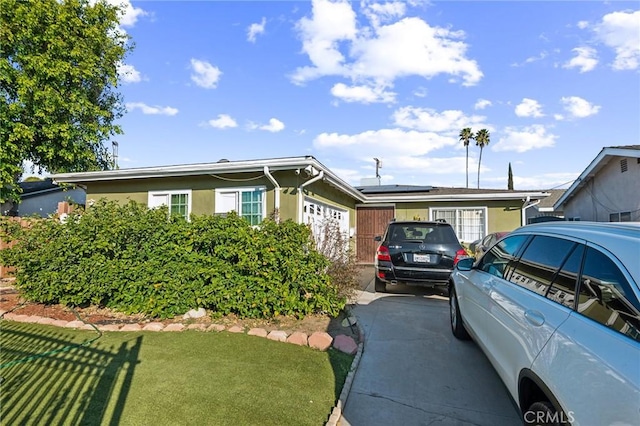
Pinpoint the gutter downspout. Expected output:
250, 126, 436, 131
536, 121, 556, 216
521, 196, 541, 226
298, 170, 324, 224
263, 166, 281, 222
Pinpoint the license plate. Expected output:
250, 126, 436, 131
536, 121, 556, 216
413, 254, 431, 263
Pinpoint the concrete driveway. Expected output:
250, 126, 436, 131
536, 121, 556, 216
340, 280, 521, 426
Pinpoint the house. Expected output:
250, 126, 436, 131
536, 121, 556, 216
554, 145, 640, 222
524, 189, 566, 224
0, 178, 86, 218
51, 156, 551, 263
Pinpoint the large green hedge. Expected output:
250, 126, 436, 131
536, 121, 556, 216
0, 200, 344, 318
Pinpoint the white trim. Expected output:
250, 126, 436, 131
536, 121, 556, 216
355, 203, 396, 208
148, 189, 192, 219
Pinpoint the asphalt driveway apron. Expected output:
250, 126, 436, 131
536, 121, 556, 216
340, 283, 521, 426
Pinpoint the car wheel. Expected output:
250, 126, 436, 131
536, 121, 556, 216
374, 277, 387, 293
524, 401, 563, 426
449, 284, 470, 340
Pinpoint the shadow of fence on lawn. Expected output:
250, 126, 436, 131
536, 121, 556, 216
0, 321, 141, 425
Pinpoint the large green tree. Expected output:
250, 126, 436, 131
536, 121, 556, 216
475, 129, 490, 189
0, 0, 131, 202
459, 127, 474, 188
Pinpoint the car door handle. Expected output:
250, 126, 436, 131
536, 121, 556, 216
524, 310, 545, 326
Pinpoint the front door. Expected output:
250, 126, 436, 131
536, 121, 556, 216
356, 206, 394, 263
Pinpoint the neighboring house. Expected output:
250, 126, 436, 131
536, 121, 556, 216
0, 178, 86, 218
525, 189, 565, 224
554, 145, 640, 222
51, 156, 551, 263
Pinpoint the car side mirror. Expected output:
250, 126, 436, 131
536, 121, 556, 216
374, 236, 382, 242
456, 257, 474, 271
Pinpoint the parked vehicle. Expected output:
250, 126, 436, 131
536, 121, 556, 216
374, 220, 468, 293
469, 231, 510, 258
449, 221, 640, 425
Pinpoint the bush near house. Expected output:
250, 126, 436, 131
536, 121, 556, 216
0, 199, 346, 319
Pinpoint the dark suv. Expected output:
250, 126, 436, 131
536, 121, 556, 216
374, 220, 468, 293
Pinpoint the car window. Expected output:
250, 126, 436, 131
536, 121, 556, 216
577, 247, 640, 342
545, 243, 584, 309
477, 235, 528, 278
387, 224, 458, 244
508, 236, 577, 296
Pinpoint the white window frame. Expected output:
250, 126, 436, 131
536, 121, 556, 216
214, 186, 267, 225
430, 206, 488, 244
148, 189, 192, 220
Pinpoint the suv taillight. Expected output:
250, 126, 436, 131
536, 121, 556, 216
453, 249, 469, 265
377, 245, 391, 261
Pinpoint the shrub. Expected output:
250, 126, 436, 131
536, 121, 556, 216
0, 199, 345, 319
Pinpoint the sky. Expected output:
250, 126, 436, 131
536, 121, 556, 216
38, 0, 640, 190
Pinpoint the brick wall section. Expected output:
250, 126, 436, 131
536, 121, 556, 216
0, 201, 73, 278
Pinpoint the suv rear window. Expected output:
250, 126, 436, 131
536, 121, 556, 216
387, 224, 458, 244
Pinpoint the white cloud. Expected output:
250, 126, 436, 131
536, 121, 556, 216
515, 98, 545, 118
413, 87, 428, 98
511, 51, 548, 67
190, 59, 222, 89
102, 0, 147, 27
393, 106, 489, 133
474, 99, 492, 110
493, 125, 557, 153
554, 113, 564, 121
117, 62, 143, 83
563, 46, 598, 73
206, 114, 238, 129
593, 10, 640, 70
314, 128, 455, 159
247, 17, 266, 43
330, 82, 396, 103
259, 118, 285, 132
125, 102, 178, 116
577, 20, 589, 29
560, 96, 601, 118
361, 0, 407, 27
292, 0, 483, 92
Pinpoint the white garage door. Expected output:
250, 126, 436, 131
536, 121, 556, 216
303, 198, 349, 248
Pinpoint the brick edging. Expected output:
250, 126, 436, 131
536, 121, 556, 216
325, 307, 365, 426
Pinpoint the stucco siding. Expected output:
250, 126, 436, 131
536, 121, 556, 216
564, 156, 640, 221
84, 171, 360, 225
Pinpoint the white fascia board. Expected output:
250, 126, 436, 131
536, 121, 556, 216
362, 192, 549, 203
554, 147, 640, 209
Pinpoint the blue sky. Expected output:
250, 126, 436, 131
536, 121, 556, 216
62, 0, 640, 189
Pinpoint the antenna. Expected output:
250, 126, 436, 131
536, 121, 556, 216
373, 158, 382, 179
112, 141, 119, 170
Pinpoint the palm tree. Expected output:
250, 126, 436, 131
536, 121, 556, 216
475, 129, 490, 189
459, 128, 474, 188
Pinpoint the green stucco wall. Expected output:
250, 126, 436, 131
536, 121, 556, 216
392, 200, 524, 233
85, 170, 359, 225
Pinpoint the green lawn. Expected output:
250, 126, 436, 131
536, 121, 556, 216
0, 321, 353, 425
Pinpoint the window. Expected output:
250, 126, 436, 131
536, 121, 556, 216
620, 158, 628, 173
610, 212, 632, 222
545, 244, 584, 309
215, 187, 266, 225
508, 236, 577, 296
148, 190, 192, 220
432, 207, 486, 243
576, 247, 640, 342
477, 235, 528, 279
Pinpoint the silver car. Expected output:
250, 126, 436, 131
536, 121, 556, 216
449, 222, 640, 426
